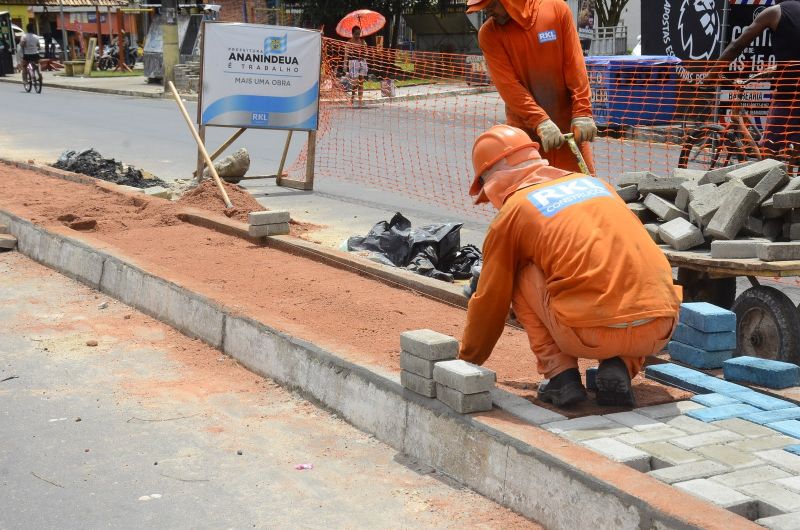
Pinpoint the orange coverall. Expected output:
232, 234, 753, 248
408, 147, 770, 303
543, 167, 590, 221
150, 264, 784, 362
479, 0, 596, 174
459, 166, 681, 378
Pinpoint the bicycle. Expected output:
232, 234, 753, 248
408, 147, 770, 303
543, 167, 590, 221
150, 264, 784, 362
22, 59, 42, 94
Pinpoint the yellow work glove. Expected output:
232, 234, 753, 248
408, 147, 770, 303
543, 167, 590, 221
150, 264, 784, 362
571, 116, 598, 143
536, 119, 565, 152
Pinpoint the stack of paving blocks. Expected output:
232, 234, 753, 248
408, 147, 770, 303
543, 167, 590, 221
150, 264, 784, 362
668, 302, 736, 369
399, 329, 457, 398
618, 160, 800, 261
248, 210, 290, 237
433, 359, 496, 413
0, 224, 16, 251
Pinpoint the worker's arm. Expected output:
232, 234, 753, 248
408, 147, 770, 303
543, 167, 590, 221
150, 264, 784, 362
478, 26, 550, 130
719, 5, 781, 63
558, 3, 593, 118
459, 221, 518, 365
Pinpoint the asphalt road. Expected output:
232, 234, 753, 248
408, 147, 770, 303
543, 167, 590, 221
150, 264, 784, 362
0, 251, 537, 529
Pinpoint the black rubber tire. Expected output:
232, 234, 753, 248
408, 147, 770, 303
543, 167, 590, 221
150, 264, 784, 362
732, 286, 800, 364
23, 71, 32, 93
677, 268, 737, 309
33, 69, 42, 94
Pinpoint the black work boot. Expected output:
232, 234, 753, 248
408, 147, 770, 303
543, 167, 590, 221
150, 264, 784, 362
538, 368, 587, 407
595, 357, 636, 407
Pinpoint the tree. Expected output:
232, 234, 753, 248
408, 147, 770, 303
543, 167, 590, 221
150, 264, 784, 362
595, 0, 630, 28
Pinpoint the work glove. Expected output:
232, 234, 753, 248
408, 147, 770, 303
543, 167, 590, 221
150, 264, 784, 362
571, 116, 598, 143
536, 119, 565, 152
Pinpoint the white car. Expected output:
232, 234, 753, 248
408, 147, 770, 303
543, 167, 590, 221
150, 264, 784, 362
12, 23, 61, 54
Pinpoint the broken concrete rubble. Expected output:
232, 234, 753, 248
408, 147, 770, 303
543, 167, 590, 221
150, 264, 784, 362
203, 148, 251, 184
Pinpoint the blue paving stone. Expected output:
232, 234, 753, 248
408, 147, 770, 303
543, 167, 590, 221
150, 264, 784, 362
645, 363, 712, 394
698, 377, 749, 396
686, 403, 760, 422
668, 341, 733, 369
741, 408, 800, 425
586, 366, 598, 391
784, 444, 800, 456
723, 356, 800, 389
767, 420, 800, 439
691, 393, 741, 407
672, 323, 736, 351
729, 389, 796, 411
679, 302, 737, 333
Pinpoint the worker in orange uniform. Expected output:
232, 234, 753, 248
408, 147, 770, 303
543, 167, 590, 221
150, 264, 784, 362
459, 125, 680, 407
466, 0, 597, 174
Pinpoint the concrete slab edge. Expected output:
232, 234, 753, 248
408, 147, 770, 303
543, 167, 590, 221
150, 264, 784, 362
0, 75, 178, 100
0, 209, 757, 530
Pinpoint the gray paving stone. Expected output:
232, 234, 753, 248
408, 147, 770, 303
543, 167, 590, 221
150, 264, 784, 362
675, 181, 700, 211
638, 174, 693, 199
401, 370, 436, 397
0, 224, 8, 234
710, 238, 768, 259
729, 158, 787, 186
432, 359, 495, 394
0, 234, 17, 249
790, 223, 800, 241
248, 210, 290, 225
581, 437, 652, 472
700, 161, 756, 185
774, 476, 800, 494
248, 222, 290, 237
672, 168, 708, 181
730, 436, 798, 453
560, 425, 633, 442
488, 388, 566, 425
761, 197, 789, 219
674, 479, 758, 519
711, 465, 790, 487
666, 415, 721, 434
757, 512, 800, 530
739, 482, 800, 517
399, 352, 436, 378
688, 182, 725, 228
712, 418, 781, 438
636, 401, 705, 420
435, 384, 491, 413
753, 167, 790, 203
695, 444, 763, 469
603, 411, 667, 431
648, 459, 729, 484
659, 217, 705, 250
542, 414, 626, 434
615, 184, 640, 203
644, 223, 662, 243
615, 427, 687, 445
644, 193, 689, 222
399, 329, 458, 361
774, 190, 800, 210
628, 202, 656, 223
671, 429, 743, 449
619, 170, 657, 187
766, 218, 786, 240
758, 450, 800, 473
705, 181, 761, 240
742, 216, 765, 237
637, 441, 702, 469
759, 242, 800, 262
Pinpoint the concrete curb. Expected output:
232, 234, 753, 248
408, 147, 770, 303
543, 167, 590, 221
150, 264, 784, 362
0, 74, 178, 100
0, 205, 758, 530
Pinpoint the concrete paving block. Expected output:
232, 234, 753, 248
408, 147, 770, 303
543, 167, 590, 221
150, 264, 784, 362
757, 512, 800, 530
658, 218, 704, 250
0, 224, 8, 234
673, 323, 736, 351
687, 403, 760, 423
775, 476, 800, 494
712, 465, 790, 488
248, 210, 290, 225
645, 193, 689, 222
399, 329, 458, 361
694, 443, 763, 469
643, 223, 662, 244
675, 181, 700, 211
615, 427, 688, 445
248, 222, 290, 237
542, 414, 626, 434
585, 366, 598, 391
700, 160, 757, 185
740, 481, 800, 517
0, 233, 18, 249
790, 210, 800, 223
742, 216, 765, 237
401, 370, 436, 397
604, 411, 666, 431
399, 352, 436, 378
705, 182, 761, 240
627, 202, 656, 223
671, 429, 743, 449
688, 182, 724, 228
666, 415, 722, 434
488, 388, 566, 425
672, 168, 708, 181
753, 167, 790, 203
712, 418, 782, 438
433, 359, 495, 394
435, 383, 491, 413
729, 158, 787, 186
774, 191, 800, 210
674, 479, 758, 519
768, 420, 800, 440
766, 218, 786, 240
757, 449, 800, 473
731, 436, 799, 452
635, 400, 706, 419
668, 341, 733, 369
143, 185, 171, 199
618, 170, 657, 187
759, 242, 800, 262
581, 437, 651, 472
637, 441, 702, 469
615, 184, 640, 203
790, 223, 800, 241
710, 238, 767, 259
560, 425, 634, 442
679, 301, 737, 332
724, 356, 800, 389
730, 390, 796, 411
762, 198, 790, 219
648, 459, 729, 484
692, 393, 741, 407
743, 409, 800, 426
638, 174, 692, 199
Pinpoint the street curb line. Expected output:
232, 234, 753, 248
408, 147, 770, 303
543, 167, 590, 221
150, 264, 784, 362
0, 75, 190, 100
0, 206, 756, 530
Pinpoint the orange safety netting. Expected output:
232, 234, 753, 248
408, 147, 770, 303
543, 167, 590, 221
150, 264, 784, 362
288, 39, 800, 222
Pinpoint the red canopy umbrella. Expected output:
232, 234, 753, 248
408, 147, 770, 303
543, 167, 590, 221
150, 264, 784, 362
336, 9, 386, 38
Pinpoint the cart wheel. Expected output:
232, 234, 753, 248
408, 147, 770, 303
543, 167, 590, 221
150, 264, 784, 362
732, 286, 800, 363
677, 268, 737, 309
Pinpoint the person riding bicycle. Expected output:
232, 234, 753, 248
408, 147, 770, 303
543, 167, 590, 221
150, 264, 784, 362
18, 23, 40, 83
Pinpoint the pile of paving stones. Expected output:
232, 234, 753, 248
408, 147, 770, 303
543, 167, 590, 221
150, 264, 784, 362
619, 159, 800, 261
53, 149, 168, 189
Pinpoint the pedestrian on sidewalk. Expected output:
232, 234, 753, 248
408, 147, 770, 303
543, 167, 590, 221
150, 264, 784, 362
459, 125, 681, 408
343, 26, 368, 108
466, 0, 597, 174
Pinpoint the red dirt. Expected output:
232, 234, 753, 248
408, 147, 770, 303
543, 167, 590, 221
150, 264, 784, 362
0, 164, 690, 416
176, 179, 265, 223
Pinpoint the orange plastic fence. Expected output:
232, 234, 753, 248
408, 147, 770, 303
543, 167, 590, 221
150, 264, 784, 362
288, 39, 800, 222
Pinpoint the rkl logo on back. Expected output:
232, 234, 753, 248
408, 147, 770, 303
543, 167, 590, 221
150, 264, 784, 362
527, 177, 611, 217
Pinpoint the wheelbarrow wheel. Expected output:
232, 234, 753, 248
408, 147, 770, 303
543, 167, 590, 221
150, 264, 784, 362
732, 286, 800, 364
677, 268, 737, 309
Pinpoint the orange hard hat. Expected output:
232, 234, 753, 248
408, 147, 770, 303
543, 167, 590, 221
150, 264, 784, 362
466, 0, 492, 13
470, 124, 541, 198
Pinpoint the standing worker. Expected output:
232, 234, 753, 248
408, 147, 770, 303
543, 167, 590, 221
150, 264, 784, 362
717, 0, 800, 156
466, 0, 597, 174
459, 125, 681, 407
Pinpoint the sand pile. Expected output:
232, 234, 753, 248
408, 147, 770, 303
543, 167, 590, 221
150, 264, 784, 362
177, 180, 265, 223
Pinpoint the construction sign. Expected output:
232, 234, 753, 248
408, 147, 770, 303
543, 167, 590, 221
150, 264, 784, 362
200, 22, 322, 131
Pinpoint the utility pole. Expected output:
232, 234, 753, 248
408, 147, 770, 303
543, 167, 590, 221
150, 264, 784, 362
161, 0, 178, 89
58, 0, 68, 62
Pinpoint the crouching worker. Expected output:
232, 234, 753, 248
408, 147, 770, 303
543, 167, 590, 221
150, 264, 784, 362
459, 125, 681, 407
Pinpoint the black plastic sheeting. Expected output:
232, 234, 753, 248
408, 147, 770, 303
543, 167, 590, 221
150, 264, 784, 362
53, 149, 168, 189
347, 213, 482, 283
